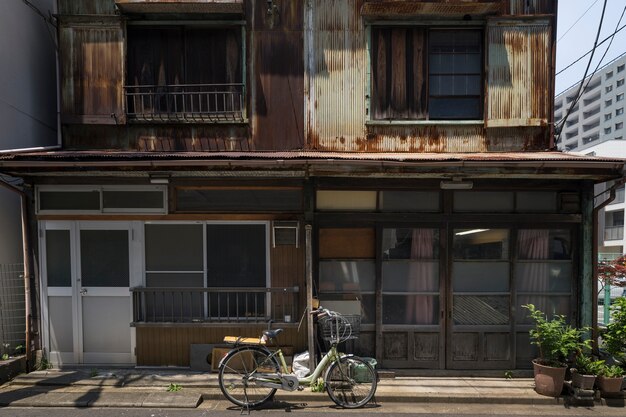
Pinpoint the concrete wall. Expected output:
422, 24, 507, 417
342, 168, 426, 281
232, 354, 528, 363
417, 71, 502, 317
0, 0, 58, 265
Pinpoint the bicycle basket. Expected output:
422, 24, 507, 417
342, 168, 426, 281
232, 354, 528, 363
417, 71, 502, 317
319, 314, 361, 343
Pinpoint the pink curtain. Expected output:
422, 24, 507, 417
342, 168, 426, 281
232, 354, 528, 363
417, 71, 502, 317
517, 230, 552, 317
406, 229, 436, 324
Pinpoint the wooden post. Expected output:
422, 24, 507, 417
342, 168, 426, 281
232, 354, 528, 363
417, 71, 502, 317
305, 224, 315, 371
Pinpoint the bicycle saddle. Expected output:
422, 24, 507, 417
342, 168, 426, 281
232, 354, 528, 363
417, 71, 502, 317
263, 328, 283, 339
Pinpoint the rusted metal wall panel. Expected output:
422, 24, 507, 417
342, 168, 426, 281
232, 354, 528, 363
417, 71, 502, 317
486, 20, 551, 133
508, 0, 555, 15
116, 0, 244, 14
361, 0, 504, 17
251, 0, 305, 150
60, 23, 125, 125
309, 0, 369, 150
58, 0, 117, 15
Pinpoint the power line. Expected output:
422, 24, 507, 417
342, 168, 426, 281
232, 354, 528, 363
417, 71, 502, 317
558, 0, 600, 43
556, 21, 626, 77
556, 0, 608, 143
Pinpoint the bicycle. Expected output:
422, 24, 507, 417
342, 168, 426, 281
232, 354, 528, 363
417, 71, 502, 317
217, 307, 378, 410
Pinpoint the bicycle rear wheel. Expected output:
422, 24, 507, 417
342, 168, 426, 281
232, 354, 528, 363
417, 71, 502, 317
325, 355, 377, 408
218, 346, 279, 408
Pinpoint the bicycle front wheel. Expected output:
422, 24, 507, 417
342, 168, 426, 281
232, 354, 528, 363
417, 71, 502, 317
218, 346, 279, 408
325, 355, 377, 408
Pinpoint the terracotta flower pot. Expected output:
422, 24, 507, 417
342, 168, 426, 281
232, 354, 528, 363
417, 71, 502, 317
597, 376, 625, 396
533, 360, 566, 397
571, 371, 596, 390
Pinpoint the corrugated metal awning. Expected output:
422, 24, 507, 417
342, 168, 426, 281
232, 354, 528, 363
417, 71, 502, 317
361, 1, 504, 18
115, 1, 244, 15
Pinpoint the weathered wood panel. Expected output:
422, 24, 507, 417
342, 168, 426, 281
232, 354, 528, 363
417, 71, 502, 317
270, 237, 306, 321
319, 228, 375, 259
60, 24, 124, 124
136, 325, 307, 366
58, 0, 117, 15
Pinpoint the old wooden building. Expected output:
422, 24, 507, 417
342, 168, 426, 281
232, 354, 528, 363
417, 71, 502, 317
0, 0, 624, 371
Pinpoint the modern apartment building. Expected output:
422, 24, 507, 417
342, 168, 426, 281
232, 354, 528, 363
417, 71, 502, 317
555, 54, 626, 259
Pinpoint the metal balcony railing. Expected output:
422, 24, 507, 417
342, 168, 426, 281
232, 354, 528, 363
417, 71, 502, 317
131, 286, 299, 324
608, 188, 625, 205
124, 84, 245, 122
604, 226, 624, 241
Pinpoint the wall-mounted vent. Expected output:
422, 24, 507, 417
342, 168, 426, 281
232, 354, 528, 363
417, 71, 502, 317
272, 221, 299, 248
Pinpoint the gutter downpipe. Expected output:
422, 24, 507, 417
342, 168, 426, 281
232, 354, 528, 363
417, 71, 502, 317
0, 179, 33, 371
592, 176, 626, 344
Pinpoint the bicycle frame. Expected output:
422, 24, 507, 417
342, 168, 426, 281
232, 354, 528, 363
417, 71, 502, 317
249, 344, 342, 388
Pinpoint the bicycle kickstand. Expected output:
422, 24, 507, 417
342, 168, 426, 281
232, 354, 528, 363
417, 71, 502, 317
240, 391, 250, 416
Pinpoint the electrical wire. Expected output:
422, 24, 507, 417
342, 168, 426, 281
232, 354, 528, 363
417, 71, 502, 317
556, 21, 626, 77
558, 0, 601, 43
556, 0, 609, 144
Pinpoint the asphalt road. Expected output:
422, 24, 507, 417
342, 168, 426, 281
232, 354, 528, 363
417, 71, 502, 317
0, 402, 625, 417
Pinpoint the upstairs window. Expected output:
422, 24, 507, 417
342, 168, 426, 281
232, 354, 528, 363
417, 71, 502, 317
371, 27, 483, 121
125, 24, 244, 122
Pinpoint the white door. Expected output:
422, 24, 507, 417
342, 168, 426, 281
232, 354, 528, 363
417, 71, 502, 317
42, 221, 136, 365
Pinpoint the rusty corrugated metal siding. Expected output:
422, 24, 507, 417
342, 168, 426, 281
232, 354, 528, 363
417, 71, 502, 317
486, 20, 551, 130
115, 0, 244, 14
309, 0, 369, 150
59, 23, 125, 125
508, 0, 555, 15
58, 0, 117, 15
360, 0, 504, 17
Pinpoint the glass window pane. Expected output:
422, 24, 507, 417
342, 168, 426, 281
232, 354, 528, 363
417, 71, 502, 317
429, 97, 481, 119
176, 189, 302, 212
380, 191, 440, 212
46, 230, 71, 287
452, 262, 509, 292
516, 192, 557, 212
515, 263, 572, 292
80, 230, 129, 287
453, 295, 509, 325
453, 229, 509, 260
317, 294, 375, 325
516, 295, 571, 324
517, 230, 571, 260
40, 191, 100, 211
383, 295, 439, 325
319, 261, 375, 292
103, 190, 164, 210
145, 224, 204, 271
206, 224, 266, 288
316, 191, 377, 211
146, 273, 204, 287
383, 228, 439, 260
383, 262, 439, 292
454, 192, 514, 212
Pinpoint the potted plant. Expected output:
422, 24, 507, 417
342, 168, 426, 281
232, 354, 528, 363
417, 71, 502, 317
522, 304, 590, 397
596, 364, 625, 396
570, 353, 604, 390
601, 297, 626, 366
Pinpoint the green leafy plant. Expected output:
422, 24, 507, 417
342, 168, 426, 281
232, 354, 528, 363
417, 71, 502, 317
13, 345, 24, 355
602, 296, 626, 365
1, 354, 8, 361
167, 383, 182, 392
504, 370, 513, 379
90, 369, 99, 377
310, 377, 325, 392
572, 354, 605, 376
598, 363, 625, 378
522, 304, 590, 367
35, 356, 53, 370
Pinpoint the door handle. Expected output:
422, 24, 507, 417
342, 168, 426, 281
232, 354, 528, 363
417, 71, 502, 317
80, 288, 88, 296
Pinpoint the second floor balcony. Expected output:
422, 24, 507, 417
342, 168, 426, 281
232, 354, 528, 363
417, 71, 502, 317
124, 83, 245, 122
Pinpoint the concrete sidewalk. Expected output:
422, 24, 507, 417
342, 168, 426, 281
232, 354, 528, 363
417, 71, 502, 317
0, 368, 619, 409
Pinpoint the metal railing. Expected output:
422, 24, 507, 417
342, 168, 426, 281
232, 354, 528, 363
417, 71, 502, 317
604, 225, 624, 241
124, 83, 245, 122
131, 286, 299, 324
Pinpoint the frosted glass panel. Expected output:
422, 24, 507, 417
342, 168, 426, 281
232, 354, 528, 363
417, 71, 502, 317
516, 192, 557, 212
49, 296, 73, 352
515, 263, 572, 292
80, 230, 129, 287
103, 190, 164, 209
316, 191, 377, 211
82, 296, 130, 353
454, 192, 514, 212
383, 262, 439, 292
516, 296, 571, 324
145, 224, 203, 271
383, 295, 439, 325
40, 191, 100, 211
319, 261, 375, 292
379, 191, 440, 212
453, 229, 509, 260
46, 230, 71, 287
452, 262, 509, 292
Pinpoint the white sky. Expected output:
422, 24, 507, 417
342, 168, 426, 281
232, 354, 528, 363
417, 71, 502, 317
556, 0, 626, 95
